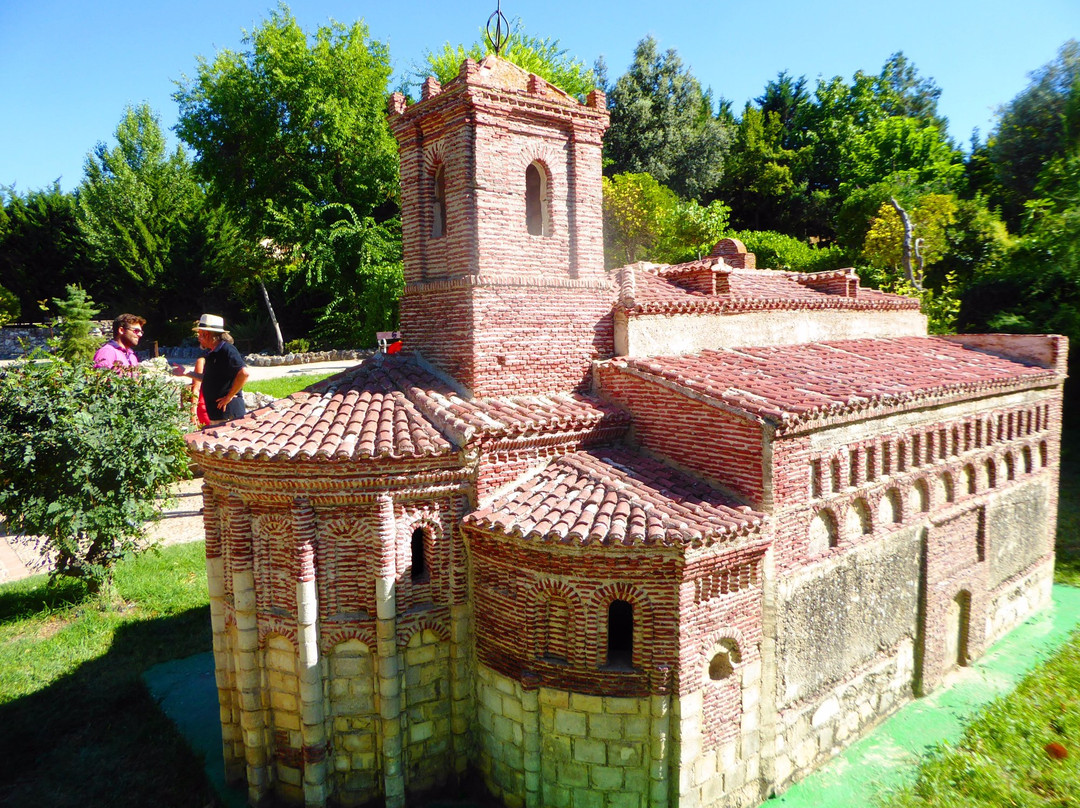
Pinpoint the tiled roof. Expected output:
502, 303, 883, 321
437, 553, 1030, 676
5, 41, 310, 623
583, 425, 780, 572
611, 337, 1058, 427
466, 446, 763, 547
187, 360, 455, 461
187, 354, 629, 460
624, 264, 919, 314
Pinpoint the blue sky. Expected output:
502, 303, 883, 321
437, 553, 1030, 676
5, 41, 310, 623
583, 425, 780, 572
2, 0, 1078, 194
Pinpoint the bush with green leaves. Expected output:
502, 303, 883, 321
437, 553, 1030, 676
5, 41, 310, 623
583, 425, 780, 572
733, 230, 852, 273
0, 356, 190, 592
0, 282, 20, 326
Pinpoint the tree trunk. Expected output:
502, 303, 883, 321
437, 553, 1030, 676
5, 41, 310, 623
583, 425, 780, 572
889, 197, 921, 290
258, 279, 285, 354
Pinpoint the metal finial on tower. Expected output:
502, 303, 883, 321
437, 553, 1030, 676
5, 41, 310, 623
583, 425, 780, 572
486, 0, 509, 56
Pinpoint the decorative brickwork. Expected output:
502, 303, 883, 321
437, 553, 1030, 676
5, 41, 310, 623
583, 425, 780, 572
189, 53, 1067, 808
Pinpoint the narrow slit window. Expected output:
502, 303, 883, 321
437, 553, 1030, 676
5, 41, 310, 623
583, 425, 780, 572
525, 163, 548, 236
606, 600, 634, 669
432, 166, 446, 238
411, 527, 428, 582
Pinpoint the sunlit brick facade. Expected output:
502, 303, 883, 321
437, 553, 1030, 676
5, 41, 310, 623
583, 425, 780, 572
188, 55, 1066, 808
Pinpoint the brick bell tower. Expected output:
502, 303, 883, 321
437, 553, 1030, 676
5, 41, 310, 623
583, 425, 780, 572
387, 56, 614, 397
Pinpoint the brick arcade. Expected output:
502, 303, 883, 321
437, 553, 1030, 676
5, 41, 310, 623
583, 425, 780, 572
187, 55, 1067, 808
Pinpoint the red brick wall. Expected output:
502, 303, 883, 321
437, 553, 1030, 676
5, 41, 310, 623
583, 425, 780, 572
402, 281, 615, 396
595, 364, 767, 505
467, 529, 681, 697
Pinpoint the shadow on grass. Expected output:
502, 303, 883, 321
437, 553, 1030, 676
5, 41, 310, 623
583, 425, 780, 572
0, 605, 218, 808
0, 576, 92, 623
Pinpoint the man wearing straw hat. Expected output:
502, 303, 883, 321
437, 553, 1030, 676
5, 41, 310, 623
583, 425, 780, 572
173, 314, 249, 425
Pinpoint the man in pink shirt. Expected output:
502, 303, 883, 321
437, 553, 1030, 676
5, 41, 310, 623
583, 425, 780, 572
92, 313, 145, 370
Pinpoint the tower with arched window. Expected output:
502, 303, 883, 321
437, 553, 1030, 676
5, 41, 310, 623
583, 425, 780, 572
388, 56, 613, 396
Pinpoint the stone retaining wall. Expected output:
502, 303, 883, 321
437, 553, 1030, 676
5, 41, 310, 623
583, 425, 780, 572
0, 321, 113, 359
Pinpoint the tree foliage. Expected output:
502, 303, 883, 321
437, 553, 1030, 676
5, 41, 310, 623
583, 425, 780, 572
604, 37, 732, 201
174, 4, 402, 348
0, 184, 91, 321
602, 172, 729, 266
0, 358, 189, 591
77, 103, 201, 314
420, 19, 596, 99
51, 284, 100, 363
985, 39, 1080, 226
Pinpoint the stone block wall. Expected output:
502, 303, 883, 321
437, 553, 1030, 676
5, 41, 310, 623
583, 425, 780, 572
475, 664, 661, 808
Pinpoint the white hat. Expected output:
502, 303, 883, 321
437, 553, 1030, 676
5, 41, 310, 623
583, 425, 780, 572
194, 314, 226, 333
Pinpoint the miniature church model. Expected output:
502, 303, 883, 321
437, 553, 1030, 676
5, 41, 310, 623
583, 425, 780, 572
187, 54, 1067, 808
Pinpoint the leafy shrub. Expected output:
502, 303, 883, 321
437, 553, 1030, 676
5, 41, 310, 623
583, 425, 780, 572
0, 283, 20, 326
733, 230, 852, 273
0, 357, 190, 591
284, 338, 311, 354
51, 284, 100, 362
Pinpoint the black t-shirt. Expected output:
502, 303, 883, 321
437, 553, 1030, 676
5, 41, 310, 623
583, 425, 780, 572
202, 340, 246, 420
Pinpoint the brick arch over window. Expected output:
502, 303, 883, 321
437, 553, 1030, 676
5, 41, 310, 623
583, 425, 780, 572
525, 161, 551, 236
252, 512, 295, 614
526, 580, 585, 665
590, 583, 655, 671
318, 515, 375, 620
398, 513, 444, 583
397, 617, 452, 649
699, 627, 747, 682
320, 625, 378, 654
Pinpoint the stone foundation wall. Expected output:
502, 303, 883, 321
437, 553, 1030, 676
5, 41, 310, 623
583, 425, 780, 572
771, 638, 915, 789
475, 664, 660, 808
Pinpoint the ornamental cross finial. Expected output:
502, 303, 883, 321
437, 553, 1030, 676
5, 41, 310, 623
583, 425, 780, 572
486, 1, 509, 56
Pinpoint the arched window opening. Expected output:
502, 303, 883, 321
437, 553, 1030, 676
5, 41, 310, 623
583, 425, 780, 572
410, 527, 428, 583
525, 162, 548, 236
1005, 453, 1015, 481
848, 498, 872, 537
809, 510, 838, 555
964, 464, 977, 495
606, 600, 634, 669
985, 458, 997, 489
432, 166, 446, 238
915, 479, 931, 512
708, 640, 741, 681
1023, 446, 1033, 474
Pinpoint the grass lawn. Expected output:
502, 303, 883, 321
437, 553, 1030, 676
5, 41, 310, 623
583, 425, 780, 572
0, 430, 1077, 807
245, 371, 336, 400
0, 543, 216, 808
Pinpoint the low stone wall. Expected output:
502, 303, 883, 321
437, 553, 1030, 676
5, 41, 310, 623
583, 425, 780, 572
245, 349, 373, 367
0, 321, 114, 359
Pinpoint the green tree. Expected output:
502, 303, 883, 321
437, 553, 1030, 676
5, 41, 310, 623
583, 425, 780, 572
419, 18, 596, 99
602, 172, 729, 266
0, 283, 18, 326
604, 37, 732, 201
51, 284, 100, 363
0, 357, 189, 592
0, 184, 92, 320
984, 40, 1080, 226
174, 3, 401, 350
720, 106, 805, 232
77, 103, 201, 315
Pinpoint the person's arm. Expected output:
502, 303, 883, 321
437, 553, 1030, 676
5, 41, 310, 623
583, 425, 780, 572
215, 366, 250, 411
190, 357, 205, 419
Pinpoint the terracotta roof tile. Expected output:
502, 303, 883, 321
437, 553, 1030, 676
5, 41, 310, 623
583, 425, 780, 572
466, 446, 763, 547
625, 264, 918, 314
612, 337, 1057, 426
187, 353, 630, 460
186, 360, 454, 461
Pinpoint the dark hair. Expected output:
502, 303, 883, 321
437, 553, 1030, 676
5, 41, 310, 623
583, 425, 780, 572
113, 313, 146, 336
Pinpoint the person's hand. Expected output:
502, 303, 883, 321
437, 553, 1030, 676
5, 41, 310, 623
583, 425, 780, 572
216, 395, 231, 410
170, 364, 186, 377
